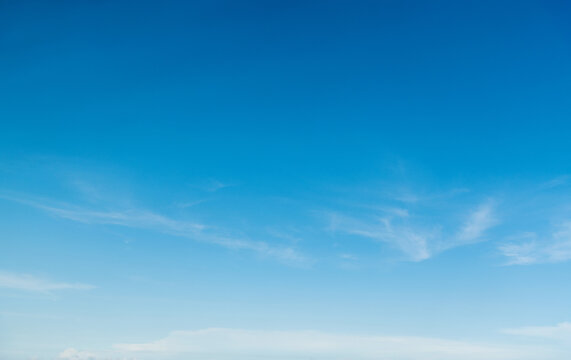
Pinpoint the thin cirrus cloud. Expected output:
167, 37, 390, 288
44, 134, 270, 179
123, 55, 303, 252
327, 200, 498, 262
190, 178, 235, 193
58, 348, 98, 360
0, 192, 205, 233
105, 328, 540, 360
0, 192, 307, 266
455, 201, 497, 244
329, 213, 434, 261
499, 222, 571, 265
0, 271, 94, 292
503, 322, 571, 342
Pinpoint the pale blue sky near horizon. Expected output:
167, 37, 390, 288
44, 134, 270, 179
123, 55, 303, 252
2, 1, 571, 359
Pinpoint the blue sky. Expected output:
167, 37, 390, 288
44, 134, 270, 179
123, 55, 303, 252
1, 0, 571, 359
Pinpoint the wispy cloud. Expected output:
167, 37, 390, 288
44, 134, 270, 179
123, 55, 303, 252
503, 322, 571, 342
500, 241, 539, 265
540, 175, 570, 190
0, 271, 94, 292
176, 199, 207, 209
499, 222, 571, 265
0, 193, 307, 266
58, 348, 97, 360
191, 178, 234, 193
327, 212, 434, 261
327, 200, 497, 262
109, 328, 537, 360
456, 201, 497, 243
339, 253, 358, 260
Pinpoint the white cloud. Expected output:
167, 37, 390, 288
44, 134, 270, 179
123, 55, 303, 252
329, 213, 433, 261
0, 271, 94, 292
500, 222, 571, 265
11, 197, 206, 233
111, 328, 537, 360
499, 241, 539, 265
339, 253, 358, 260
0, 193, 307, 266
191, 178, 234, 192
540, 175, 570, 190
503, 322, 571, 342
327, 200, 496, 262
390, 207, 410, 217
58, 348, 97, 360
456, 201, 497, 244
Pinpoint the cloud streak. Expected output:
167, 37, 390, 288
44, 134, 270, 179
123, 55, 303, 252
503, 322, 571, 342
328, 200, 497, 262
328, 212, 434, 261
499, 222, 571, 265
0, 193, 307, 266
109, 328, 540, 360
456, 201, 497, 244
58, 348, 97, 360
0, 271, 94, 292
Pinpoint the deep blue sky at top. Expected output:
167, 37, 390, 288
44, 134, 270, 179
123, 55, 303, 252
2, 0, 571, 189
3, 2, 571, 359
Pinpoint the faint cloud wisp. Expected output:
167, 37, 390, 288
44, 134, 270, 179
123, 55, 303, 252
0, 271, 94, 293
